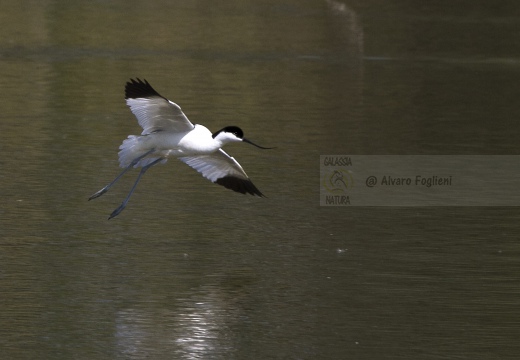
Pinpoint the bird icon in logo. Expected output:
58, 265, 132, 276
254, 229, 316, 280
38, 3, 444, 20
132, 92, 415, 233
323, 169, 352, 193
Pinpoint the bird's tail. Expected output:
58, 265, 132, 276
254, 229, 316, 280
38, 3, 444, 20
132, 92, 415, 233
118, 135, 166, 168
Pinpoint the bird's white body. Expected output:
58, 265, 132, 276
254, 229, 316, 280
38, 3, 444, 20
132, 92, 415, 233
119, 124, 222, 168
90, 78, 270, 219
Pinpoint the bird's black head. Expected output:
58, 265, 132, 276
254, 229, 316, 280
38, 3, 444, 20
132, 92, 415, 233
212, 125, 274, 149
212, 126, 243, 139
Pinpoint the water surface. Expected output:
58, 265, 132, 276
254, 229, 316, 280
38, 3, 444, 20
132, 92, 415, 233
1, 1, 519, 359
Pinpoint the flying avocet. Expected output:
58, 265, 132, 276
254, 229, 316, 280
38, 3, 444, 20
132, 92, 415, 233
89, 78, 272, 219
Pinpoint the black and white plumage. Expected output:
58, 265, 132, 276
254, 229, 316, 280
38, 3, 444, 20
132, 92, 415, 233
89, 78, 272, 219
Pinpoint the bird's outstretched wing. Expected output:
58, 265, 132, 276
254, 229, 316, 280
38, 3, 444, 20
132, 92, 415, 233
179, 149, 265, 197
125, 78, 195, 134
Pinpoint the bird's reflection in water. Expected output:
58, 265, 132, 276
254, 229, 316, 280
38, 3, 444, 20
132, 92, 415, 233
115, 285, 241, 359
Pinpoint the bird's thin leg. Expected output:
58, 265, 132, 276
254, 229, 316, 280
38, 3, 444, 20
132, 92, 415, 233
89, 149, 155, 201
108, 158, 163, 220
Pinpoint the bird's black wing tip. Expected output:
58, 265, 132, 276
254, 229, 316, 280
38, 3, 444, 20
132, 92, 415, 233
215, 176, 266, 197
125, 78, 162, 99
